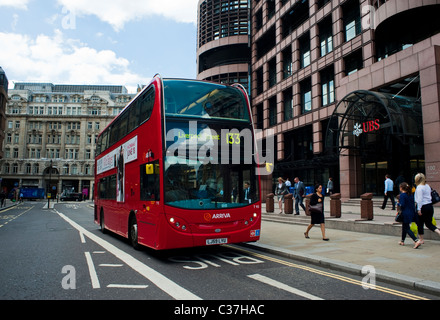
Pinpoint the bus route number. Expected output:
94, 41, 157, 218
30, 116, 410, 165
226, 133, 241, 145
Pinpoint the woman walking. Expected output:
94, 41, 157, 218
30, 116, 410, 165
304, 184, 329, 241
414, 173, 440, 243
397, 182, 421, 249
275, 177, 288, 214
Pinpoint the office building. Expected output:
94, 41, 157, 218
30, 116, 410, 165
199, 0, 440, 199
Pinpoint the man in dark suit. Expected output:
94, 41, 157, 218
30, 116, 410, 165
293, 177, 306, 215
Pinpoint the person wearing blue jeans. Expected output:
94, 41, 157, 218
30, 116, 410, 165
397, 182, 421, 249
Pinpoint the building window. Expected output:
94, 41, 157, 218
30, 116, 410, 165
282, 46, 292, 79
300, 78, 312, 113
283, 88, 293, 121
13, 148, 19, 158
268, 96, 277, 127
256, 67, 264, 95
26, 163, 32, 174
299, 32, 310, 68
63, 164, 69, 175
12, 163, 18, 174
344, 49, 363, 75
268, 58, 277, 88
33, 164, 39, 174
267, 0, 275, 20
256, 103, 264, 130
342, 0, 361, 42
320, 65, 335, 106
281, 0, 309, 38
255, 8, 263, 31
319, 16, 333, 57
256, 26, 276, 59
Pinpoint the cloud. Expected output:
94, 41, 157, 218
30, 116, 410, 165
0, 0, 30, 10
0, 30, 146, 93
57, 0, 199, 31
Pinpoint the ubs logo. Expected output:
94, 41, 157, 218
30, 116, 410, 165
353, 119, 380, 137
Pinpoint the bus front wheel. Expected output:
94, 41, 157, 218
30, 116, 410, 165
129, 216, 141, 250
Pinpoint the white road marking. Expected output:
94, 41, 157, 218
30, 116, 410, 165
54, 209, 201, 300
248, 274, 324, 300
99, 264, 124, 267
107, 284, 149, 289
85, 252, 101, 289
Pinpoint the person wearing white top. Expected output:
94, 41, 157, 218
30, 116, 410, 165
414, 173, 440, 244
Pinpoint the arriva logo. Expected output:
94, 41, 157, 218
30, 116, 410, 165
204, 213, 231, 222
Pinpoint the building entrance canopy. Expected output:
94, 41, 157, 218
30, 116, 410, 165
326, 90, 423, 156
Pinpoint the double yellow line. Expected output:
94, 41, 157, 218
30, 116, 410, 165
227, 245, 429, 300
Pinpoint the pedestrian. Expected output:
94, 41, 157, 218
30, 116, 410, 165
0, 191, 5, 207
293, 177, 306, 215
243, 181, 252, 204
326, 177, 333, 195
414, 173, 440, 243
285, 177, 291, 189
274, 177, 288, 214
304, 184, 329, 241
381, 174, 395, 210
397, 182, 421, 249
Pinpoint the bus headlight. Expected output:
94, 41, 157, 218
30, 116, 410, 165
168, 216, 189, 232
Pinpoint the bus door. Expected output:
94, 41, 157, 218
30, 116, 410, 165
137, 160, 161, 246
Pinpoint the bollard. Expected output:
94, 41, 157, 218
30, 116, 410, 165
284, 193, 293, 214
266, 193, 274, 213
330, 193, 342, 218
360, 193, 374, 220
304, 194, 312, 216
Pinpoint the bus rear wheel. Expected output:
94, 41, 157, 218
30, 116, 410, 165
129, 216, 141, 250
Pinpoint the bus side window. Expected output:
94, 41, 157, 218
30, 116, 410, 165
138, 88, 155, 126
140, 160, 160, 201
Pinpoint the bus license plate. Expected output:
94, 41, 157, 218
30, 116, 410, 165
206, 238, 228, 245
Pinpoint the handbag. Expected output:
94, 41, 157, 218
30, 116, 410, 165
308, 202, 323, 215
395, 211, 403, 223
431, 189, 440, 204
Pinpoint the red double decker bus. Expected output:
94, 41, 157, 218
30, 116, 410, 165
94, 75, 261, 250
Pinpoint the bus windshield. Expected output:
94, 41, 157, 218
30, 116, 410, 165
163, 79, 250, 121
165, 159, 259, 210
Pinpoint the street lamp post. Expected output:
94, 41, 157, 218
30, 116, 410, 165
48, 160, 52, 208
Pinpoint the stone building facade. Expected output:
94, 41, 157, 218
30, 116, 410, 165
0, 82, 134, 199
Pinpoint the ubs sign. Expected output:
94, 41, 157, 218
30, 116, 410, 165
353, 119, 380, 137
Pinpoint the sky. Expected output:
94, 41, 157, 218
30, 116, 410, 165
0, 0, 199, 93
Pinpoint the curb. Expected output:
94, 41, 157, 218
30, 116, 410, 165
238, 241, 440, 296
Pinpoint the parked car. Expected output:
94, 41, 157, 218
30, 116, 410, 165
60, 192, 83, 201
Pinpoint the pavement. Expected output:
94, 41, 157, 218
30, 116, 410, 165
242, 196, 440, 296
2, 198, 440, 296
